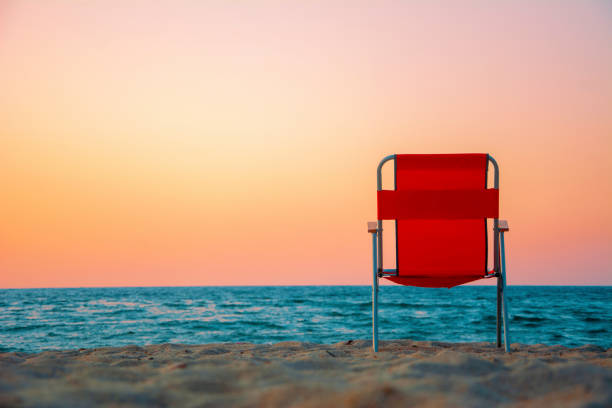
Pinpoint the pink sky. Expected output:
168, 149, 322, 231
1, 1, 611, 288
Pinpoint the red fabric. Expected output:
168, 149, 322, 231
395, 154, 488, 189
383, 154, 494, 288
386, 274, 490, 288
377, 189, 498, 220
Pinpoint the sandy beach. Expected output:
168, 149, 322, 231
1, 340, 610, 407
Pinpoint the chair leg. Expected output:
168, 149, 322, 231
371, 232, 379, 352
501, 232, 511, 352
496, 276, 502, 348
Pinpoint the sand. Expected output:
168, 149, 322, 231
1, 340, 610, 407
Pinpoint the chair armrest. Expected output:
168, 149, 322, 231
367, 221, 378, 233
498, 220, 509, 232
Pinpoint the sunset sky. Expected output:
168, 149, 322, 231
1, 1, 611, 288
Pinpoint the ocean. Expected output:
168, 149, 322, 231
0, 286, 609, 353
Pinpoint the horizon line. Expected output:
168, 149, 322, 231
1, 284, 610, 290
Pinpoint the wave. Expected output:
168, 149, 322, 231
583, 317, 604, 322
512, 315, 548, 322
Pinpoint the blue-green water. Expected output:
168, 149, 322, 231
0, 286, 609, 353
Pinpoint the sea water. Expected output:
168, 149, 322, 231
0, 286, 609, 353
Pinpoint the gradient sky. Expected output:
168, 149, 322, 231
1, 1, 611, 288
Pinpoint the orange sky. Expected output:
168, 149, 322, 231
1, 1, 611, 288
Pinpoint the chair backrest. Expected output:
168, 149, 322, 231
377, 154, 498, 288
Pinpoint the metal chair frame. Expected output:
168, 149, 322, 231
368, 154, 511, 352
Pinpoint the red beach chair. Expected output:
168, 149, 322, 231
368, 154, 511, 352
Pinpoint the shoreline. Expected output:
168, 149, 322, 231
1, 340, 610, 407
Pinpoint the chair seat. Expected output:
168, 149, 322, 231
384, 271, 493, 288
